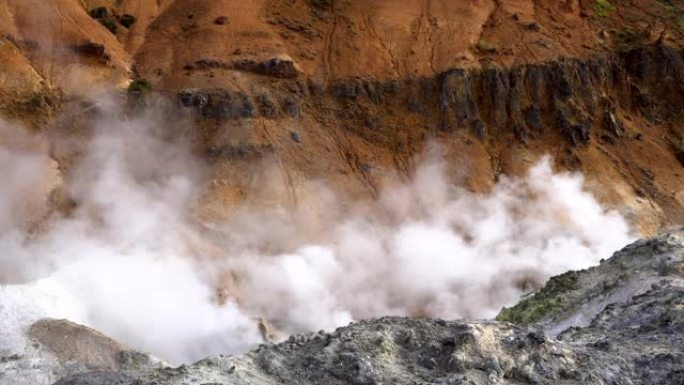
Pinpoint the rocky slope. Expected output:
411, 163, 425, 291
0, 1, 683, 234
2, 229, 682, 385
1, 2, 684, 382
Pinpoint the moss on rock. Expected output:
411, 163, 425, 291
497, 270, 580, 324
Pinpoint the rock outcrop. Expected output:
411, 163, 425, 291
0, 319, 163, 385
1, 1, 684, 231
177, 45, 684, 149
165, 42, 684, 236
4, 229, 683, 385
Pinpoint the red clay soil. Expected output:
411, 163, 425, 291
0, 0, 684, 234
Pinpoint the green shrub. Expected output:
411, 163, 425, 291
477, 39, 497, 54
617, 26, 639, 45
99, 16, 118, 34
496, 270, 579, 325
670, 135, 684, 158
594, 0, 616, 18
118, 14, 137, 29
309, 0, 333, 10
127, 79, 152, 94
89, 7, 108, 19
658, 0, 676, 12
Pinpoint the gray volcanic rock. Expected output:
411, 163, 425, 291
9, 229, 684, 384
497, 229, 684, 331
53, 319, 619, 385
498, 229, 684, 385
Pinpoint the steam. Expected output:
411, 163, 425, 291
228, 156, 633, 331
0, 96, 634, 364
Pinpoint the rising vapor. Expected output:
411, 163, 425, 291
0, 95, 634, 364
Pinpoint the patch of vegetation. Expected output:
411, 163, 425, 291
615, 25, 640, 48
89, 6, 108, 19
657, 0, 677, 12
118, 14, 137, 29
98, 16, 118, 34
477, 39, 497, 54
594, 0, 616, 18
678, 18, 684, 30
127, 79, 152, 94
308, 0, 333, 9
670, 135, 684, 165
619, 26, 637, 39
497, 270, 580, 325
90, 7, 134, 34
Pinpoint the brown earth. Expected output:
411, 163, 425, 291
0, 0, 684, 234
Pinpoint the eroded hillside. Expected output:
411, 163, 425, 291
1, 0, 684, 233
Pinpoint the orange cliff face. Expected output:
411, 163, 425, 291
0, 0, 608, 93
0, 0, 683, 235
132, 0, 599, 85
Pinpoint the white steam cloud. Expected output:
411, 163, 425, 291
0, 96, 634, 365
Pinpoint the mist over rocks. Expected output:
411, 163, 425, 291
0, 93, 635, 366
1, 1, 684, 384
3, 229, 683, 385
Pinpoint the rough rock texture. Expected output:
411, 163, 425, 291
0, 0, 681, 242
27, 319, 159, 373
498, 229, 684, 385
178, 45, 684, 146
0, 319, 163, 385
55, 319, 626, 385
1, 1, 684, 234
5, 229, 683, 385
1, 2, 684, 383
153, 42, 684, 235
